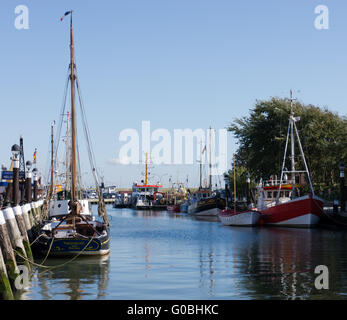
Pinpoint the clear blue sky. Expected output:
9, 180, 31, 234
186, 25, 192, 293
0, 0, 346, 188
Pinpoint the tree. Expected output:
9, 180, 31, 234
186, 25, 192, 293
228, 97, 347, 196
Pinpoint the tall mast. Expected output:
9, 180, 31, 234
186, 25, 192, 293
290, 89, 296, 198
50, 121, 55, 197
145, 152, 149, 185
65, 112, 70, 193
209, 127, 212, 190
69, 12, 78, 202
199, 140, 202, 189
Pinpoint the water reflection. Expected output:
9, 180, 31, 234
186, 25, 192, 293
19, 254, 110, 300
18, 206, 347, 299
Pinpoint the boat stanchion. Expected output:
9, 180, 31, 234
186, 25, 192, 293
0, 247, 14, 300
0, 210, 18, 295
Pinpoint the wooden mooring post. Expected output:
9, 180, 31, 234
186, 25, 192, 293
0, 247, 14, 300
0, 210, 18, 297
11, 144, 33, 265
2, 207, 30, 271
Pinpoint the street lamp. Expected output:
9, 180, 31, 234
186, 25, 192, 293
11, 144, 21, 206
11, 144, 20, 159
25, 161, 32, 203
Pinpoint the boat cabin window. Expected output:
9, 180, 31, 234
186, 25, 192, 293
267, 191, 272, 199
273, 191, 278, 198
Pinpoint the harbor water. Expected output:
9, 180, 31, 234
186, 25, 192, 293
17, 205, 347, 300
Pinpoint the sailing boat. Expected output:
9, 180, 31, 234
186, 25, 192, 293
218, 155, 260, 226
258, 90, 324, 227
33, 11, 110, 256
186, 128, 225, 216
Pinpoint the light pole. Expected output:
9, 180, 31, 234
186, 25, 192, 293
11, 144, 21, 206
340, 162, 345, 212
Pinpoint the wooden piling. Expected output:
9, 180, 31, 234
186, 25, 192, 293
21, 204, 32, 239
0, 247, 14, 300
13, 205, 33, 263
30, 202, 40, 226
0, 210, 18, 292
28, 202, 37, 227
2, 207, 30, 270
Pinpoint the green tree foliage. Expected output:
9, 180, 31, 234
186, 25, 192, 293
228, 98, 347, 194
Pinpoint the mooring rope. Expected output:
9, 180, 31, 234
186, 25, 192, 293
14, 236, 95, 272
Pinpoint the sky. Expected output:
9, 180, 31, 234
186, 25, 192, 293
0, 0, 346, 189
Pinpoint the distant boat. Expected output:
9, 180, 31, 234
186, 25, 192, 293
130, 152, 166, 210
258, 90, 323, 227
113, 191, 132, 208
33, 11, 110, 256
218, 155, 260, 226
186, 128, 225, 216
187, 188, 225, 216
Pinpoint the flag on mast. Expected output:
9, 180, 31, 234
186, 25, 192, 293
33, 149, 37, 164
60, 11, 72, 21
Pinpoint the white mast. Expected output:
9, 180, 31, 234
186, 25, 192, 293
276, 90, 315, 204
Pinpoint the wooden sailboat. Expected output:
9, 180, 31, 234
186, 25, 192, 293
218, 155, 260, 226
187, 128, 225, 216
33, 11, 110, 256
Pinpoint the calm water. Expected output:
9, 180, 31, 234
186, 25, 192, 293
17, 205, 347, 300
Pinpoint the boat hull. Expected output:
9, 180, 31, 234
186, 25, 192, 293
167, 205, 180, 213
187, 197, 225, 216
260, 194, 323, 227
218, 210, 260, 226
34, 230, 110, 257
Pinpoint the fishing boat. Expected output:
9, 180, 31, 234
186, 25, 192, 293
166, 183, 187, 213
187, 188, 225, 216
218, 155, 260, 226
33, 11, 110, 256
258, 90, 324, 227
